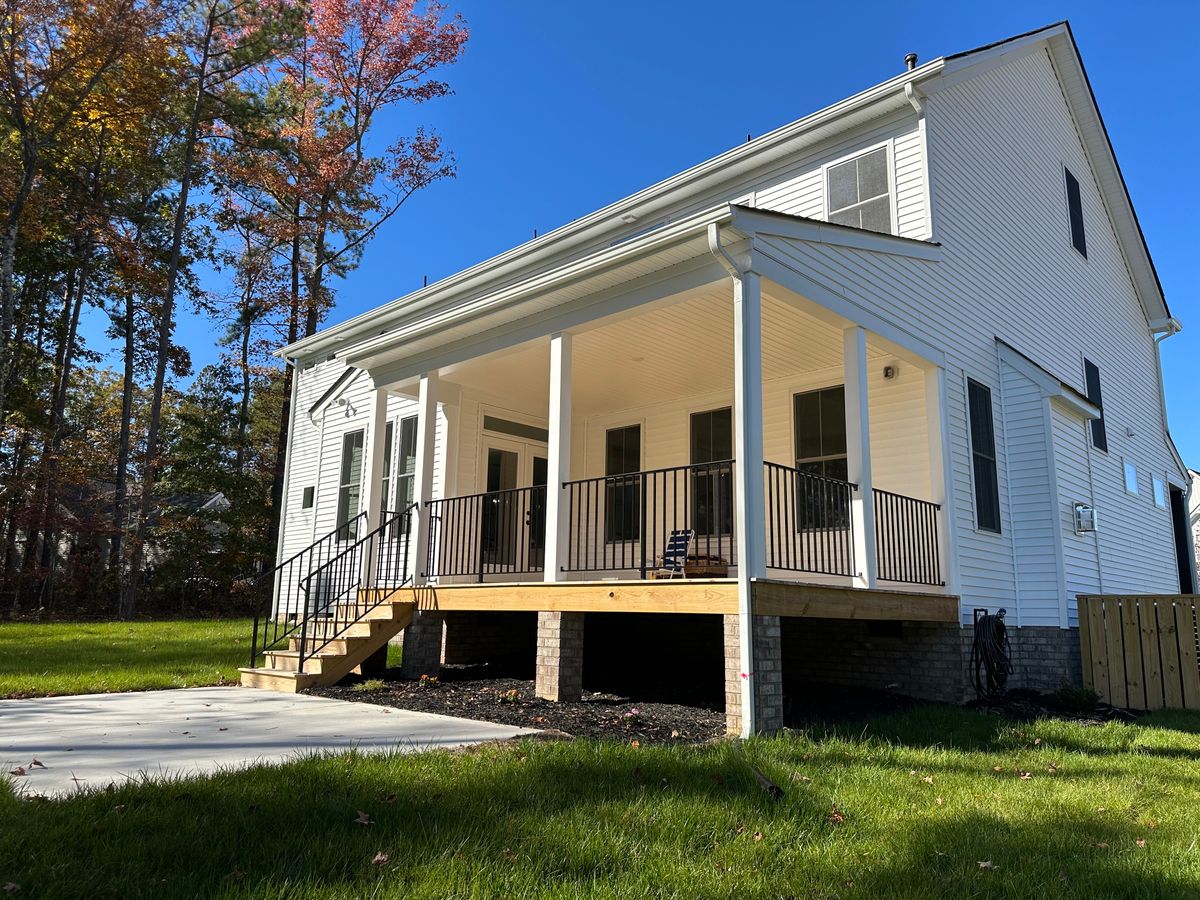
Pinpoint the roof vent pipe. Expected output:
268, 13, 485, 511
904, 52, 918, 71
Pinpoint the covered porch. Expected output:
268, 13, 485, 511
334, 204, 959, 734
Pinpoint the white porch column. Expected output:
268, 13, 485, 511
544, 332, 572, 581
413, 371, 439, 585
732, 268, 766, 738
844, 326, 878, 588
360, 386, 390, 587
924, 365, 957, 593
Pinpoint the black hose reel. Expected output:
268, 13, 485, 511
971, 607, 1013, 701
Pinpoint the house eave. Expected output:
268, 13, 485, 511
278, 57, 947, 363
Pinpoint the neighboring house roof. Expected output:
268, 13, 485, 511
280, 21, 1173, 366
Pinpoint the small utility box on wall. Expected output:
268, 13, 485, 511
1074, 504, 1098, 535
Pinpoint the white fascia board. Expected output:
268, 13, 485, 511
997, 340, 1100, 420
731, 205, 943, 261
280, 60, 946, 363
340, 205, 739, 367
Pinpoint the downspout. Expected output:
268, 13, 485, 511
708, 221, 755, 739
275, 357, 302, 617
1149, 316, 1195, 585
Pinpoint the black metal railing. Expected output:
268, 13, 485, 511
247, 512, 366, 668
764, 461, 856, 576
563, 460, 737, 577
248, 505, 416, 672
874, 489, 942, 585
425, 485, 547, 580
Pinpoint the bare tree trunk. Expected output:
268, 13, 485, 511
0, 153, 38, 428
110, 289, 135, 605
265, 204, 302, 555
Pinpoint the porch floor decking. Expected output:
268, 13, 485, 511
370, 579, 958, 621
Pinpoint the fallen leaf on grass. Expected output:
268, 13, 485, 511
977, 861, 996, 870
1092, 842, 1109, 849
828, 806, 846, 825
371, 852, 390, 866
354, 811, 373, 826
29, 759, 45, 769
501, 848, 518, 862
1019, 772, 1032, 780
630, 740, 640, 748
380, 793, 396, 804
935, 797, 944, 806
922, 776, 934, 785
8, 768, 25, 777
792, 773, 811, 783
1136, 839, 1147, 848
1, 883, 19, 894
753, 831, 763, 842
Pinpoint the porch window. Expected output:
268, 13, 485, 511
691, 408, 733, 536
605, 425, 641, 542
335, 429, 365, 541
394, 416, 418, 509
793, 386, 849, 527
380, 421, 395, 515
827, 147, 892, 234
967, 380, 1001, 533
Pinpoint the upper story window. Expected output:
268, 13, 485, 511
827, 147, 892, 234
1064, 166, 1087, 258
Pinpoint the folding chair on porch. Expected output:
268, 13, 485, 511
655, 529, 695, 579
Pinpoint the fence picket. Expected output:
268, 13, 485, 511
1175, 601, 1200, 710
1139, 600, 1165, 710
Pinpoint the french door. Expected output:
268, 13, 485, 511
479, 436, 548, 572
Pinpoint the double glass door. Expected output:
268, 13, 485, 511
480, 437, 548, 572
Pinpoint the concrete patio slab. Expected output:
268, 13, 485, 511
0, 687, 535, 797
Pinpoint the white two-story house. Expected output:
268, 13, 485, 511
241, 22, 1192, 736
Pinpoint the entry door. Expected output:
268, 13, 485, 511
480, 437, 548, 571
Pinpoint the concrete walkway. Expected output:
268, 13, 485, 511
0, 687, 535, 797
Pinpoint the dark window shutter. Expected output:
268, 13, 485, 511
1065, 168, 1087, 258
967, 379, 1001, 533
1083, 359, 1107, 451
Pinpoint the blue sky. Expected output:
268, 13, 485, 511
80, 0, 1200, 461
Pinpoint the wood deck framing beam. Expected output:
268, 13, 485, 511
363, 579, 957, 621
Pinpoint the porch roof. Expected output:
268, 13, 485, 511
320, 204, 944, 387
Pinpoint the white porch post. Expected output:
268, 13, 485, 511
360, 386, 390, 587
413, 371, 439, 585
732, 268, 766, 738
844, 326, 878, 588
924, 365, 957, 593
544, 332, 572, 581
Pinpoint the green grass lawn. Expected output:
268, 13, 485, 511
0, 619, 252, 698
3, 705, 1200, 898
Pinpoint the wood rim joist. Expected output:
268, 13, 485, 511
363, 579, 957, 621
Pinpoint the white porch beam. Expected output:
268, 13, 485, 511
844, 326, 878, 588
732, 268, 766, 738
360, 387, 390, 587
544, 332, 572, 581
413, 371, 439, 585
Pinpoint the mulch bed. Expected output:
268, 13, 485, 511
311, 670, 726, 744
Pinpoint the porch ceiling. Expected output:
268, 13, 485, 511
438, 281, 888, 417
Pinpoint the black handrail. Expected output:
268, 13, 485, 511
764, 461, 856, 576
874, 488, 942, 586
294, 505, 417, 672
563, 460, 736, 577
248, 512, 367, 668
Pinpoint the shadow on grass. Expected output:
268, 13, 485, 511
1, 731, 1197, 898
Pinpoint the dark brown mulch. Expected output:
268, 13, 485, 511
311, 670, 726, 744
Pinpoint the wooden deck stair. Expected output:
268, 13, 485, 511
238, 596, 416, 692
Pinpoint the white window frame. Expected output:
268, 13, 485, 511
1123, 458, 1139, 496
1153, 474, 1167, 509
821, 139, 898, 236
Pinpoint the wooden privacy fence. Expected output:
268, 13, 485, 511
1077, 595, 1200, 710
